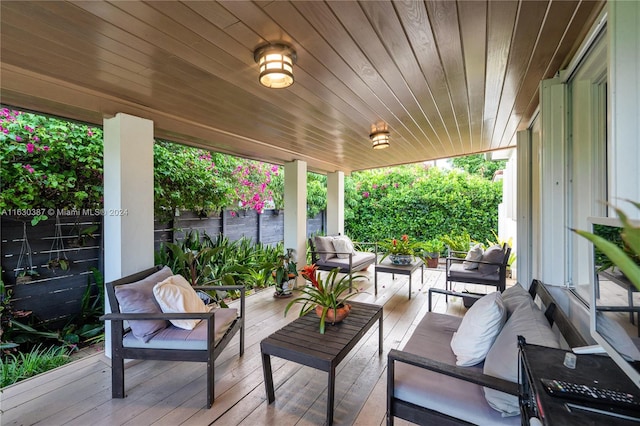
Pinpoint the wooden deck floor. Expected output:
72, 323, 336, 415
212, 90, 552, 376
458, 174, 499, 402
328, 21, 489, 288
1, 266, 480, 426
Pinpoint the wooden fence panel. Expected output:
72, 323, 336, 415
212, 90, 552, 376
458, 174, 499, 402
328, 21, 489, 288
1, 215, 102, 329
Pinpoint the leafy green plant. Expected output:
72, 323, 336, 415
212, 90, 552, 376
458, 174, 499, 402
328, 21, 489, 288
62, 268, 105, 346
1, 344, 71, 387
285, 265, 363, 334
441, 231, 472, 256
379, 235, 422, 261
573, 201, 640, 291
272, 249, 298, 295
419, 238, 444, 258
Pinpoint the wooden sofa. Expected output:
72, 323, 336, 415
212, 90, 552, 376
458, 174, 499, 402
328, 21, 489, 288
387, 280, 590, 425
308, 235, 377, 276
100, 265, 245, 409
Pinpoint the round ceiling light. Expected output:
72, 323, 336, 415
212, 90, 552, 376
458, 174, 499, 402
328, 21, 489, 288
254, 43, 297, 89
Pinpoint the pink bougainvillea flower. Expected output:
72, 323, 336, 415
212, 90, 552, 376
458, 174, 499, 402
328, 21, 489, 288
394, 183, 399, 188
230, 211, 237, 217
16, 136, 23, 142
43, 146, 50, 151
24, 125, 34, 133
23, 164, 35, 173
363, 191, 369, 198
33, 136, 40, 142
372, 184, 378, 189
26, 143, 35, 153
87, 129, 94, 137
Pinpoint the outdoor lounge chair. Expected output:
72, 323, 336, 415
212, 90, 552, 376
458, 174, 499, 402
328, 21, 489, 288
429, 243, 511, 307
101, 265, 245, 408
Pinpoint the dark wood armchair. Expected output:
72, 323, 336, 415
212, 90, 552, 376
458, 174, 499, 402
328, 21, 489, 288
100, 266, 245, 408
427, 244, 511, 309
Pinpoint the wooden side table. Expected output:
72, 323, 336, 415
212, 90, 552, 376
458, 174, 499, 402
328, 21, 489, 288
374, 258, 424, 299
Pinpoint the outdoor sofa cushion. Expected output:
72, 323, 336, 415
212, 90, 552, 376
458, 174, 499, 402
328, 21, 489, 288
463, 243, 484, 269
316, 251, 375, 271
448, 263, 500, 281
113, 265, 173, 342
394, 312, 520, 425
314, 236, 336, 262
483, 295, 559, 415
153, 274, 208, 330
122, 307, 238, 350
478, 244, 505, 275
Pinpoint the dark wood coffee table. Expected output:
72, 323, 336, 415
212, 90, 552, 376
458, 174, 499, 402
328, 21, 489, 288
374, 258, 424, 299
260, 301, 383, 425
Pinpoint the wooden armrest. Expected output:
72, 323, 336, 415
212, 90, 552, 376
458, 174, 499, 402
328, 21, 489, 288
388, 349, 518, 395
100, 311, 216, 322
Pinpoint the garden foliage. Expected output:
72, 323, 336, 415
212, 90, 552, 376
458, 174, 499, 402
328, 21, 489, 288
345, 164, 502, 245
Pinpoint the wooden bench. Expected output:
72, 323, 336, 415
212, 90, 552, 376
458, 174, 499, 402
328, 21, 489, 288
387, 280, 590, 425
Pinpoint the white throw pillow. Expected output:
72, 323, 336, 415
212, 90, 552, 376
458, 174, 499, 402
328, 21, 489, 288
450, 291, 507, 366
462, 243, 484, 270
153, 274, 208, 330
332, 236, 355, 259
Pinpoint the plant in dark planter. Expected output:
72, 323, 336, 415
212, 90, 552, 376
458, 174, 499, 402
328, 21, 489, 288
272, 248, 298, 298
48, 215, 70, 274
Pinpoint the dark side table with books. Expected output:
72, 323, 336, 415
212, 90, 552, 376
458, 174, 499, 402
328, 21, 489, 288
519, 338, 640, 425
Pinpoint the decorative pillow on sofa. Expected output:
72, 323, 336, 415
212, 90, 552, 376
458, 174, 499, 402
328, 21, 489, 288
114, 266, 173, 342
332, 235, 356, 259
478, 245, 505, 275
483, 300, 560, 416
314, 236, 336, 262
153, 274, 208, 330
501, 282, 534, 316
462, 243, 484, 270
450, 291, 507, 366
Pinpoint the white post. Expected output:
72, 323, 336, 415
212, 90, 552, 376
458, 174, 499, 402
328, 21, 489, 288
326, 171, 344, 236
103, 113, 155, 357
284, 160, 307, 285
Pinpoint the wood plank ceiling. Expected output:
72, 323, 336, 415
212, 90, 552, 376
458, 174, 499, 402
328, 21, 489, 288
0, 1, 604, 174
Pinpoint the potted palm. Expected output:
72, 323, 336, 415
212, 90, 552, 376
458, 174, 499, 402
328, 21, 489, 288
284, 265, 363, 334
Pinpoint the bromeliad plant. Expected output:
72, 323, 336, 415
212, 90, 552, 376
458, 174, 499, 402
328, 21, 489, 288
284, 265, 362, 334
379, 234, 421, 261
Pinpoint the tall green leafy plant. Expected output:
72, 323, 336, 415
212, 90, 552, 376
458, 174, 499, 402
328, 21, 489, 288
573, 201, 640, 291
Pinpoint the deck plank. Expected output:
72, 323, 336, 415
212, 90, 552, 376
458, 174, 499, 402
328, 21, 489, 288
1, 266, 475, 426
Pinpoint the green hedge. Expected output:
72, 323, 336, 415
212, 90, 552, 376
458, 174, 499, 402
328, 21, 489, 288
345, 165, 502, 245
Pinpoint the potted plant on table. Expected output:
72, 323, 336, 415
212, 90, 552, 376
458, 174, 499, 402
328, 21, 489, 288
284, 264, 363, 334
419, 238, 444, 268
272, 248, 298, 298
379, 234, 421, 265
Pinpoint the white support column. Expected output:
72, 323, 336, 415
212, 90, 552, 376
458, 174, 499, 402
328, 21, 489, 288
103, 113, 155, 356
284, 160, 307, 284
610, 1, 640, 217
326, 171, 344, 236
516, 129, 532, 288
539, 78, 568, 286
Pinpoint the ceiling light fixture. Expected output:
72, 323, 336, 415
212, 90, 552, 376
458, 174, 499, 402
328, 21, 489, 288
253, 43, 297, 89
370, 129, 390, 150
